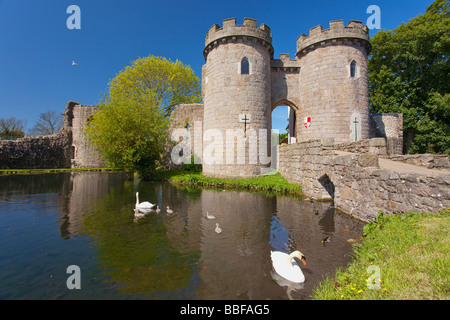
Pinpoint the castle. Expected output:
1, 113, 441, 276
1, 18, 403, 175
169, 18, 403, 178
2, 17, 450, 222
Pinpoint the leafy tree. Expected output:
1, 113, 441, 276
368, 0, 450, 154
108, 55, 201, 117
0, 117, 26, 138
86, 55, 201, 178
29, 110, 63, 135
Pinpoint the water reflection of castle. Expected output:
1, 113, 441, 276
58, 173, 364, 299
58, 172, 129, 238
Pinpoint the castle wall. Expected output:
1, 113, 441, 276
278, 139, 450, 222
0, 129, 72, 169
270, 53, 301, 109
0, 101, 105, 170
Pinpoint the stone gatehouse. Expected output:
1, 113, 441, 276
169, 18, 403, 178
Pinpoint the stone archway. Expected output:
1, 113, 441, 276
271, 99, 300, 144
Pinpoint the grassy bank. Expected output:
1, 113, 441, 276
311, 209, 450, 300
155, 168, 302, 195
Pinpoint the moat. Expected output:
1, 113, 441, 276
0, 172, 364, 299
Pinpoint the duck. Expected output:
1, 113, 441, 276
322, 236, 331, 243
206, 212, 215, 220
215, 223, 222, 234
270, 250, 306, 283
166, 206, 173, 215
135, 192, 155, 211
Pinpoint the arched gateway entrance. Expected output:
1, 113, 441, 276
270, 100, 299, 170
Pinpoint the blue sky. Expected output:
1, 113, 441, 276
0, 0, 434, 133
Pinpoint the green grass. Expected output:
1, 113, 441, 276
154, 167, 302, 195
311, 209, 450, 300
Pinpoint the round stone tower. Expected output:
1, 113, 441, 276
202, 18, 274, 178
295, 20, 371, 144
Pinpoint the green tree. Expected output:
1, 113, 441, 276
368, 0, 450, 154
86, 55, 201, 178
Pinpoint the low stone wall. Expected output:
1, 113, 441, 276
0, 129, 72, 169
333, 138, 387, 156
278, 139, 450, 222
386, 154, 450, 171
333, 157, 450, 221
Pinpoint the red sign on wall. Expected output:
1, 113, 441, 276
304, 116, 311, 128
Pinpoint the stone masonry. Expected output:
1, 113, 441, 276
0, 101, 104, 169
278, 139, 450, 222
169, 17, 402, 179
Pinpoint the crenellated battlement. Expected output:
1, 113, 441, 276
271, 53, 300, 69
204, 18, 273, 59
296, 20, 371, 56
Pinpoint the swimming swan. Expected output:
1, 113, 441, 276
206, 212, 215, 220
135, 192, 155, 211
215, 223, 222, 234
166, 206, 173, 215
270, 250, 306, 283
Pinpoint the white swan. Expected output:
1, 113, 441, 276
270, 250, 306, 283
206, 212, 215, 220
215, 223, 222, 234
135, 192, 155, 211
166, 206, 173, 215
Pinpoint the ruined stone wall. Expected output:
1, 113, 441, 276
163, 103, 204, 169
71, 104, 105, 168
370, 113, 403, 155
278, 139, 450, 222
0, 101, 104, 170
0, 129, 72, 169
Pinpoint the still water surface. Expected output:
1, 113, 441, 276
0, 172, 364, 299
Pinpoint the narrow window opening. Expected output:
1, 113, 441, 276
350, 60, 357, 78
241, 57, 249, 75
